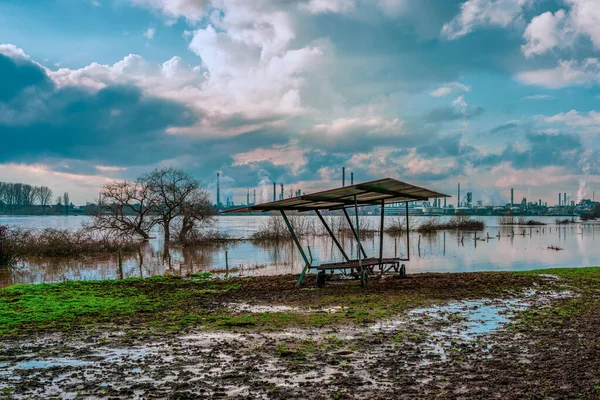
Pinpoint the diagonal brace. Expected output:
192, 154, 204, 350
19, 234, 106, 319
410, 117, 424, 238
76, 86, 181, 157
315, 210, 350, 262
280, 210, 311, 286
342, 208, 368, 259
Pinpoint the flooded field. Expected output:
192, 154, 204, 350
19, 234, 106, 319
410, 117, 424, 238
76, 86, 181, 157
1, 215, 599, 287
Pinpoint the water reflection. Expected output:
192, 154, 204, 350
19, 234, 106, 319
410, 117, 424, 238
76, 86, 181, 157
1, 216, 599, 287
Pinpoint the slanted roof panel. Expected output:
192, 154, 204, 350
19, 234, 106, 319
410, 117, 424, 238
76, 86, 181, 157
222, 177, 450, 213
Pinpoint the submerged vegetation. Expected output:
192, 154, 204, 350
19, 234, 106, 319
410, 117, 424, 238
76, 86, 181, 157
497, 215, 546, 226
416, 216, 484, 234
0, 226, 142, 261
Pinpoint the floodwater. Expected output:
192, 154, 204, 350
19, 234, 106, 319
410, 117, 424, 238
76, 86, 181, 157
1, 215, 599, 287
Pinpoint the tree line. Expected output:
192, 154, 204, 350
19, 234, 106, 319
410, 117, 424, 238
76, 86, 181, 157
0, 181, 76, 216
0, 182, 53, 208
89, 167, 214, 244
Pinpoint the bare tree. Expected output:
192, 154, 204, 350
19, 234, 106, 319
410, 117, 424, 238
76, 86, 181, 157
89, 180, 156, 240
177, 188, 214, 243
141, 167, 199, 243
38, 186, 53, 214
63, 192, 70, 215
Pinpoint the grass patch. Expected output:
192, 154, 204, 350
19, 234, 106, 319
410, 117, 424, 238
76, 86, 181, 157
2, 267, 599, 337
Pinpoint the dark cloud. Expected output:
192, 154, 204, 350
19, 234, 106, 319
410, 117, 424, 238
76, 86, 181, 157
490, 122, 519, 136
471, 132, 582, 170
0, 53, 196, 167
416, 134, 475, 158
423, 105, 484, 123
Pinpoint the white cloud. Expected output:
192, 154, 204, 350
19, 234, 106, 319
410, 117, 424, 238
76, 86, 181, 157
545, 110, 600, 126
522, 94, 555, 100
232, 143, 307, 174
516, 58, 600, 88
522, 0, 600, 57
143, 27, 156, 40
299, 0, 355, 14
309, 116, 404, 137
429, 82, 471, 97
521, 10, 568, 57
441, 0, 532, 40
44, 0, 327, 138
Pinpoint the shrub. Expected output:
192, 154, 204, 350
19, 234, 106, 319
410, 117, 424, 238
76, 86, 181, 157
416, 216, 484, 233
177, 229, 233, 246
0, 226, 142, 260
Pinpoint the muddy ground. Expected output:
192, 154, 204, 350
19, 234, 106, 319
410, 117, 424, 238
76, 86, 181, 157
1, 271, 599, 399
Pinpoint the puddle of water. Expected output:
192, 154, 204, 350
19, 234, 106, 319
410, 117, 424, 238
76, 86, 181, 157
371, 296, 536, 339
10, 358, 90, 370
229, 302, 298, 313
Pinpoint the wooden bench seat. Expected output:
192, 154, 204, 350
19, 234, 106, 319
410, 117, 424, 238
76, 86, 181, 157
314, 257, 402, 271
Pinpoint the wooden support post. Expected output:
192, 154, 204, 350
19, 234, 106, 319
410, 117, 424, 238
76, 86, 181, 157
315, 210, 350, 262
379, 200, 385, 264
343, 208, 368, 259
280, 210, 311, 286
117, 250, 123, 280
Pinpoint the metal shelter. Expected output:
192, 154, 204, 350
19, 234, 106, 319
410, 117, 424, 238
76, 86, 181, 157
223, 178, 450, 287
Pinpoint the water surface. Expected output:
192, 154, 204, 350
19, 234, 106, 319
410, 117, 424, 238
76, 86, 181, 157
1, 215, 599, 287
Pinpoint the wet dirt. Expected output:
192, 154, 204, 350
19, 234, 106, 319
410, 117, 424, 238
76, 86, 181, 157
2, 277, 597, 399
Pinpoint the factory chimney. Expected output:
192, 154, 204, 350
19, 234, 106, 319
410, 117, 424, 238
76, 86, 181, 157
511, 188, 514, 208
253, 190, 256, 205
280, 183, 284, 200
273, 182, 276, 202
457, 183, 461, 208
351, 172, 354, 185
558, 193, 561, 206
247, 189, 250, 206
342, 167, 346, 187
216, 172, 220, 208
564, 193, 567, 206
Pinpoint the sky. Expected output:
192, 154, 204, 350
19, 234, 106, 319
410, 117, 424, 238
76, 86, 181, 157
1, 0, 599, 206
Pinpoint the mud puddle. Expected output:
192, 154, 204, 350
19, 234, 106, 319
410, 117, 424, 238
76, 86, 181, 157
0, 288, 576, 399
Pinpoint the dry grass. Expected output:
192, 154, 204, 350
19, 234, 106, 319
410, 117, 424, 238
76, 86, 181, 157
250, 215, 317, 241
416, 216, 484, 234
0, 226, 142, 261
178, 229, 234, 246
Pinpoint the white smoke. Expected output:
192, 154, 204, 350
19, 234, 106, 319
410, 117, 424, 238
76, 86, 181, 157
257, 169, 271, 204
481, 188, 506, 206
577, 151, 592, 203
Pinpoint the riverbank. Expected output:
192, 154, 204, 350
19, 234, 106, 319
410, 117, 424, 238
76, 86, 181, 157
1, 268, 599, 398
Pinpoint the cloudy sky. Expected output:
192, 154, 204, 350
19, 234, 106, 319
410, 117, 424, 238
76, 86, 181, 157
1, 0, 599, 205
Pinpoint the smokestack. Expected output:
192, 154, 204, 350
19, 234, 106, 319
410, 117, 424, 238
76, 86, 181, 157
253, 189, 256, 205
564, 193, 567, 206
280, 183, 284, 200
342, 167, 345, 187
351, 172, 354, 185
444, 197, 447, 208
558, 193, 561, 206
216, 172, 220, 208
511, 188, 514, 208
247, 189, 250, 206
458, 183, 460, 208
273, 182, 276, 202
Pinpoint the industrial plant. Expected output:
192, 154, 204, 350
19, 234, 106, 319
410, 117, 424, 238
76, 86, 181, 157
214, 171, 599, 218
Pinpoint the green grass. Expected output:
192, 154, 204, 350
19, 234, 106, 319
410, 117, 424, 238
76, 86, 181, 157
0, 276, 231, 335
1, 267, 599, 337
